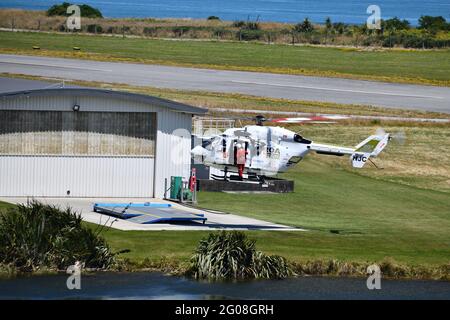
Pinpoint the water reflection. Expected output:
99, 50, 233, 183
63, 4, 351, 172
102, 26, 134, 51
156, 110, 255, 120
0, 272, 449, 300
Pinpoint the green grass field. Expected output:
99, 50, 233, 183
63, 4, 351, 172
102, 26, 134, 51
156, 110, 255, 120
100, 158, 450, 270
96, 117, 450, 271
0, 75, 448, 272
0, 202, 12, 210
0, 78, 448, 278
1, 31, 449, 85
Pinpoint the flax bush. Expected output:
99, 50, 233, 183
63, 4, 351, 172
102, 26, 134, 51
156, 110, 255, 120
0, 201, 115, 272
190, 231, 293, 280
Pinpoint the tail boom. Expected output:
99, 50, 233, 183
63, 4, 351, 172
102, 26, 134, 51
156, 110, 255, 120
351, 133, 390, 168
310, 133, 390, 169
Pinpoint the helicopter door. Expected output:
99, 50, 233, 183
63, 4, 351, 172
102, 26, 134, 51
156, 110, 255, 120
233, 141, 248, 166
212, 136, 229, 165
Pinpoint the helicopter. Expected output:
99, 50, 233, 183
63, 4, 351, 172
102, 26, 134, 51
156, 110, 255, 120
191, 115, 392, 182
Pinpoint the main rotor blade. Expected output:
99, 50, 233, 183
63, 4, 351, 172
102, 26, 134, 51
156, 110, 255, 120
269, 115, 349, 123
234, 130, 252, 137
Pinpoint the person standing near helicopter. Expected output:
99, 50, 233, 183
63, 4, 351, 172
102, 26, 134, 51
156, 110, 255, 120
236, 143, 247, 180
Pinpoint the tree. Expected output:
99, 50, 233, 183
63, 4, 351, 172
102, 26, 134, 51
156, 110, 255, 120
382, 17, 410, 48
325, 17, 332, 32
333, 22, 346, 35
47, 2, 103, 18
232, 20, 246, 28
383, 17, 410, 32
294, 18, 314, 33
418, 16, 448, 33
358, 23, 369, 35
324, 17, 333, 44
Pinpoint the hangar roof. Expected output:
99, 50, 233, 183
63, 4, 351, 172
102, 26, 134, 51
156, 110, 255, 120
0, 88, 207, 115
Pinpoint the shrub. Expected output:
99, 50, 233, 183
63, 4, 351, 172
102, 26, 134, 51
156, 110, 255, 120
383, 17, 410, 32
86, 24, 103, 33
245, 22, 260, 30
0, 201, 115, 272
309, 34, 322, 44
232, 20, 246, 28
189, 231, 293, 280
239, 29, 264, 41
333, 22, 347, 35
232, 21, 260, 30
172, 26, 191, 37
207, 16, 220, 21
294, 18, 314, 33
362, 35, 376, 46
106, 26, 117, 34
396, 32, 449, 48
143, 26, 158, 36
401, 33, 424, 48
418, 15, 449, 33
382, 33, 400, 47
325, 17, 332, 31
213, 27, 225, 38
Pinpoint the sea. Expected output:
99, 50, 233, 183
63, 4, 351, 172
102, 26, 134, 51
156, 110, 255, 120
0, 0, 449, 25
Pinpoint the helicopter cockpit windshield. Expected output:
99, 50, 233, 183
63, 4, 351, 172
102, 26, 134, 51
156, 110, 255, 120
202, 138, 215, 149
294, 134, 312, 144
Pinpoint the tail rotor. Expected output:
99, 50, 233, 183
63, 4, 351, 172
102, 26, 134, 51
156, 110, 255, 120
376, 127, 406, 145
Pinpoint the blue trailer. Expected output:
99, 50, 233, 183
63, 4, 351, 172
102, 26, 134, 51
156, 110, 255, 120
93, 202, 207, 224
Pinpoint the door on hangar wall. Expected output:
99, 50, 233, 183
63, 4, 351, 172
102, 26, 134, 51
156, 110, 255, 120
0, 110, 156, 197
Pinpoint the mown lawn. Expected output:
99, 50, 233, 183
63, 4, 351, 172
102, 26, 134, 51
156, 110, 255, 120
288, 124, 450, 193
1, 31, 449, 84
101, 159, 450, 268
0, 140, 448, 268
0, 201, 13, 210
0, 75, 448, 269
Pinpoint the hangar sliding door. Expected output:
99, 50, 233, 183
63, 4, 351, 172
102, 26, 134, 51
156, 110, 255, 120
0, 111, 156, 197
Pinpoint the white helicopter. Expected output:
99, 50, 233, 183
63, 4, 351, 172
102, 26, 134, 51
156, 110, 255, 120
191, 115, 392, 182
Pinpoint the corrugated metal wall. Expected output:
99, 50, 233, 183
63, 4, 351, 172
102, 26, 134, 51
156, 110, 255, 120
0, 155, 154, 197
0, 93, 193, 198
154, 110, 192, 198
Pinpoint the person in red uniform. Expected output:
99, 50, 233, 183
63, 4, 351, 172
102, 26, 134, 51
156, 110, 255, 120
236, 143, 247, 180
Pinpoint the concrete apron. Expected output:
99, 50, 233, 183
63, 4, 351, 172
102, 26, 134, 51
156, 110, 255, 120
0, 197, 304, 231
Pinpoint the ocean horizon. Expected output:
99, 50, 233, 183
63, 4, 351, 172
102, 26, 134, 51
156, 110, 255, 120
0, 0, 449, 25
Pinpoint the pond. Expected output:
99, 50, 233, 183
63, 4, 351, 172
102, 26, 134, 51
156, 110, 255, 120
1, 272, 449, 300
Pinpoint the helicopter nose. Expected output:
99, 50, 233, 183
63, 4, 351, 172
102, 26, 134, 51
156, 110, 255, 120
191, 146, 209, 156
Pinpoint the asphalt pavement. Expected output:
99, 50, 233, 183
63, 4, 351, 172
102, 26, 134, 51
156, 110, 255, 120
1, 54, 449, 113
0, 197, 302, 231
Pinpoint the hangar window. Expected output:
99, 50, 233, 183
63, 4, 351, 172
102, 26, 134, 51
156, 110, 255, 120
0, 111, 156, 156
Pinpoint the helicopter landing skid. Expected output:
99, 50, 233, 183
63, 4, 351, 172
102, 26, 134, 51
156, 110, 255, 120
211, 173, 228, 181
211, 172, 266, 184
197, 177, 294, 193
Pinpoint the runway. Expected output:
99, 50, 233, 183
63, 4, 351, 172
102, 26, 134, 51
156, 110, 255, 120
1, 54, 449, 113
